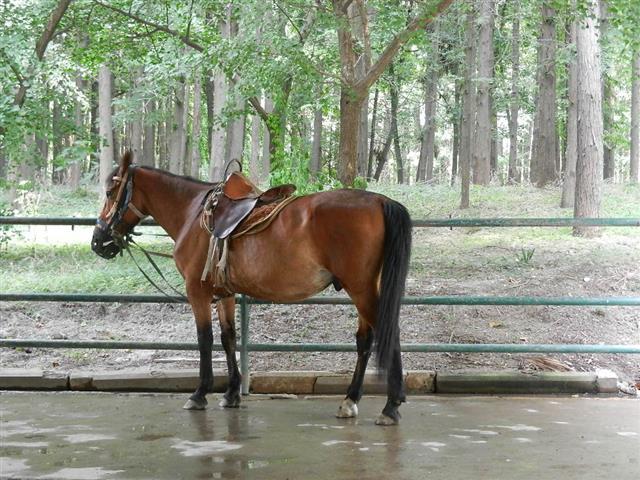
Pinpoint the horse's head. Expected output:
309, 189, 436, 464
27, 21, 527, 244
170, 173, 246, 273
91, 151, 147, 259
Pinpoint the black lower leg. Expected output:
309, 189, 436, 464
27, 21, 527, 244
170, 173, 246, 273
382, 347, 406, 421
221, 328, 241, 406
190, 325, 214, 404
346, 329, 374, 403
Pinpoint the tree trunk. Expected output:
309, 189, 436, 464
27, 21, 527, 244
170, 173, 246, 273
561, 16, 578, 209
367, 88, 379, 179
310, 107, 323, 178
169, 80, 186, 174
630, 49, 640, 183
332, 0, 454, 186
224, 86, 246, 169
531, 4, 558, 187
248, 113, 261, 182
98, 65, 114, 190
472, 0, 494, 185
12, 0, 72, 109
209, 68, 227, 182
209, 13, 231, 182
417, 23, 440, 183
50, 100, 62, 184
190, 74, 202, 178
142, 99, 155, 167
261, 97, 274, 183
451, 80, 461, 186
69, 74, 84, 189
460, 5, 476, 208
130, 67, 144, 162
508, 2, 520, 184
224, 16, 244, 173
574, 0, 603, 237
205, 70, 215, 165
374, 107, 393, 181
158, 108, 167, 170
389, 65, 404, 184
599, 0, 614, 180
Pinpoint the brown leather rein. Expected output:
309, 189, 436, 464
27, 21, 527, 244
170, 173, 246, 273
100, 166, 187, 302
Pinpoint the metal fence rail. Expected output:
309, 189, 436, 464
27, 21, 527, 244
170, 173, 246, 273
2, 216, 639, 227
2, 215, 639, 394
2, 339, 639, 354
2, 293, 640, 306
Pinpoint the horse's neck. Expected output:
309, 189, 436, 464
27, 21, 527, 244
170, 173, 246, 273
137, 169, 209, 240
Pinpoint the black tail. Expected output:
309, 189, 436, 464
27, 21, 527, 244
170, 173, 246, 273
375, 199, 412, 372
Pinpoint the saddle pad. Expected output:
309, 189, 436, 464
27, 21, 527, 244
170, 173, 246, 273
232, 195, 299, 239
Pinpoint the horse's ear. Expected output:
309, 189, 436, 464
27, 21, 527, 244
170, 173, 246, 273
118, 151, 133, 175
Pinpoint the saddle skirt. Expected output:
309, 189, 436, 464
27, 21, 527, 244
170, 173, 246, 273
200, 171, 297, 285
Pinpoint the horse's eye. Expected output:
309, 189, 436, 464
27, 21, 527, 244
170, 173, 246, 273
106, 190, 113, 199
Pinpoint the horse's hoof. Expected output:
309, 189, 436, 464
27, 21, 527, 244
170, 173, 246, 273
183, 398, 207, 410
336, 398, 358, 418
375, 413, 399, 426
219, 395, 241, 408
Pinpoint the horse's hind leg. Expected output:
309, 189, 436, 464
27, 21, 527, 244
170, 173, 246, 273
337, 297, 375, 418
216, 296, 242, 408
376, 346, 405, 426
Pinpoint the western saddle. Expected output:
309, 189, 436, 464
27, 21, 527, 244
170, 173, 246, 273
200, 171, 297, 284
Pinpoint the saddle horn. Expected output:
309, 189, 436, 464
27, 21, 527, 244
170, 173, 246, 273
223, 159, 243, 180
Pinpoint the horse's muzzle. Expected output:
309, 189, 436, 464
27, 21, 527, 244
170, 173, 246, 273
91, 226, 121, 259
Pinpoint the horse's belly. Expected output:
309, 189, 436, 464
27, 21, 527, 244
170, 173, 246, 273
227, 236, 333, 302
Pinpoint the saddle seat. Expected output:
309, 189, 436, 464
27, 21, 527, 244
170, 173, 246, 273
208, 172, 296, 239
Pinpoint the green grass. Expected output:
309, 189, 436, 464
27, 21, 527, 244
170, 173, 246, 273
2, 243, 182, 294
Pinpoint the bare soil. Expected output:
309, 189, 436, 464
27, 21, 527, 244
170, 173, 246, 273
2, 227, 639, 384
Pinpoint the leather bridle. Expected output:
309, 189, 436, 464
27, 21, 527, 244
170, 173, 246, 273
96, 165, 147, 245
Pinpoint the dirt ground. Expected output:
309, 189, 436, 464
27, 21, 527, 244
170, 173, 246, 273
2, 226, 639, 386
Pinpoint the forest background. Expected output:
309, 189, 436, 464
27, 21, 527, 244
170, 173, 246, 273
1, 0, 639, 219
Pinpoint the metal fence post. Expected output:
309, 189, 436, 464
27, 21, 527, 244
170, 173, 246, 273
239, 294, 250, 395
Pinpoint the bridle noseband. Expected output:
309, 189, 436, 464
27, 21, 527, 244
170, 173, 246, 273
96, 165, 147, 247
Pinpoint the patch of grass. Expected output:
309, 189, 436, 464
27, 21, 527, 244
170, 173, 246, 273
3, 243, 182, 294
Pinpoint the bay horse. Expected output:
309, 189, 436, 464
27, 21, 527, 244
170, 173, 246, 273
91, 152, 412, 425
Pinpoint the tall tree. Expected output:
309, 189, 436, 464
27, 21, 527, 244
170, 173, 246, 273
190, 74, 202, 178
98, 65, 114, 190
417, 23, 440, 183
142, 99, 155, 167
631, 49, 640, 183
332, 0, 454, 187
507, 0, 520, 183
530, 3, 558, 187
472, 0, 494, 185
460, 3, 477, 208
561, 13, 578, 208
310, 107, 323, 178
574, 0, 604, 236
600, 0, 614, 180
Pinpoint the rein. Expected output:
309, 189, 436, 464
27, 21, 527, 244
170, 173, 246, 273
124, 236, 188, 303
100, 165, 188, 302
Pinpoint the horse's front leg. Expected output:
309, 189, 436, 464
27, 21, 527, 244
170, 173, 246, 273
216, 296, 242, 408
183, 286, 215, 410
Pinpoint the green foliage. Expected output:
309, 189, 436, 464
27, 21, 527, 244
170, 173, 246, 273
517, 247, 535, 265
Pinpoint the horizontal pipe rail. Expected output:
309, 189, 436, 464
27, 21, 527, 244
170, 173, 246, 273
1, 216, 639, 227
2, 293, 640, 306
1, 339, 639, 354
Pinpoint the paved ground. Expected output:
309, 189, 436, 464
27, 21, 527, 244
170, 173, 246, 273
1, 392, 638, 479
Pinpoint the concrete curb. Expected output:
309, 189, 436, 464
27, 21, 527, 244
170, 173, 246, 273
0, 369, 620, 395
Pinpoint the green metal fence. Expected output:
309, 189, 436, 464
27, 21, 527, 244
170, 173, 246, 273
2, 216, 639, 394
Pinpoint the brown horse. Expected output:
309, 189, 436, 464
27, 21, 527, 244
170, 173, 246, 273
91, 152, 412, 425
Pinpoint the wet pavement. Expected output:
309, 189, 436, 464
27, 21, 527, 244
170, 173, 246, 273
1, 392, 638, 479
